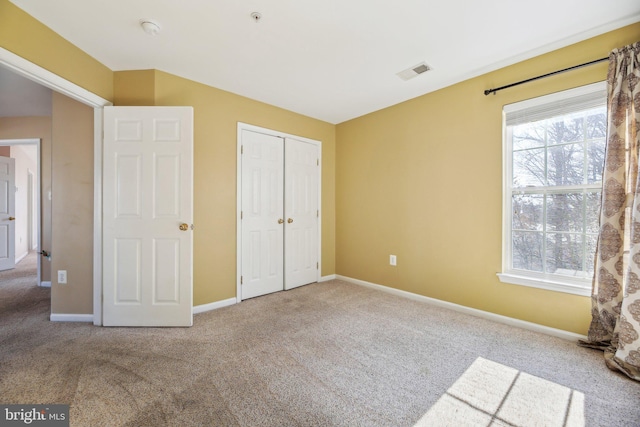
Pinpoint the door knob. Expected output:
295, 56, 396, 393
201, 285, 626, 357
179, 223, 189, 231
278, 218, 284, 224
8, 217, 15, 221
287, 218, 293, 223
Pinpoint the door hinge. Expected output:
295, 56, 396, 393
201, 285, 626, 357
317, 210, 319, 217
241, 145, 244, 155
240, 211, 243, 220
317, 158, 319, 166
316, 262, 319, 270
241, 276, 243, 285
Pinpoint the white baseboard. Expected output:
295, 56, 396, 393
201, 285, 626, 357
336, 275, 587, 342
15, 252, 28, 264
193, 297, 237, 315
50, 313, 94, 322
40, 281, 51, 288
320, 274, 336, 282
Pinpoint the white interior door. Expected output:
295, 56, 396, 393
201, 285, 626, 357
240, 130, 285, 299
103, 106, 193, 327
284, 138, 319, 289
0, 156, 15, 271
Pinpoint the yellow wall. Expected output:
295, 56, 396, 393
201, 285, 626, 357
336, 23, 640, 335
114, 70, 336, 305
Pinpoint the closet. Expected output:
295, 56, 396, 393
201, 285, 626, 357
238, 127, 320, 300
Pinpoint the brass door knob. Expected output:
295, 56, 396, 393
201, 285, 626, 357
278, 218, 284, 224
179, 223, 189, 231
287, 218, 293, 223
8, 217, 15, 221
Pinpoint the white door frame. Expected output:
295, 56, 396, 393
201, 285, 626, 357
0, 47, 112, 325
0, 139, 40, 284
236, 122, 322, 302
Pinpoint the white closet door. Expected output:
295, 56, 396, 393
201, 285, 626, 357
284, 138, 319, 289
240, 130, 285, 299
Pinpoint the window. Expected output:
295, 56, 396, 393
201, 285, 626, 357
498, 82, 606, 296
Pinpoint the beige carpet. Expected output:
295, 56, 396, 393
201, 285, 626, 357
1, 264, 639, 426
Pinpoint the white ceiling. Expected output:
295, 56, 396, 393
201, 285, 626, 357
8, 0, 640, 124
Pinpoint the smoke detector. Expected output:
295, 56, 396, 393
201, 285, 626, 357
397, 62, 432, 81
140, 19, 161, 36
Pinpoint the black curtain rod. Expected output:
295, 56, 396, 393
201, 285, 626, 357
483, 57, 608, 96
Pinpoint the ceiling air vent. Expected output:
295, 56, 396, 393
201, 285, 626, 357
396, 62, 432, 81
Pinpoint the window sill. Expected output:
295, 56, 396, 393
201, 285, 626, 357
497, 273, 591, 297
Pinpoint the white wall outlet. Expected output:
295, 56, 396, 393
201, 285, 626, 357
390, 255, 397, 266
57, 270, 67, 284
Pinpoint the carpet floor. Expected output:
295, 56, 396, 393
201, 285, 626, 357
1, 260, 639, 426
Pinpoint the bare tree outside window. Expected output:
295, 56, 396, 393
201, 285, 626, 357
510, 107, 605, 278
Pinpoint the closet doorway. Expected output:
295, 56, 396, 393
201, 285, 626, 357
237, 123, 321, 300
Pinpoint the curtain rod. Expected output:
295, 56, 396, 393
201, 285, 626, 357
483, 57, 608, 96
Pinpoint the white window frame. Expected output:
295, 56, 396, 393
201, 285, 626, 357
498, 81, 607, 297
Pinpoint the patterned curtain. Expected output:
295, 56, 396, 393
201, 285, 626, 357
581, 42, 640, 381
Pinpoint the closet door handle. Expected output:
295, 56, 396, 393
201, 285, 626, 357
278, 218, 284, 224
287, 218, 293, 223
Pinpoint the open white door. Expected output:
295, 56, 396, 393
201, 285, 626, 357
0, 156, 15, 271
103, 106, 193, 327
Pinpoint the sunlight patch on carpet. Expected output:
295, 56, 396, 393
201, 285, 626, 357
414, 357, 585, 427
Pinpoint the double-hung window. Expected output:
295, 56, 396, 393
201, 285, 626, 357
499, 82, 607, 296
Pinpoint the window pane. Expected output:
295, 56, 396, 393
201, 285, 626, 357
512, 231, 543, 272
586, 109, 607, 139
587, 139, 605, 184
547, 143, 584, 186
547, 115, 584, 144
546, 233, 584, 276
513, 122, 545, 151
546, 192, 584, 232
512, 193, 543, 231
513, 148, 546, 187
585, 191, 602, 233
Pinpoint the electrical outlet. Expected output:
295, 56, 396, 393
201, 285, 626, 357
57, 270, 67, 284
390, 255, 397, 266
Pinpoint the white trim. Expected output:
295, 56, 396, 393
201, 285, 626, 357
0, 47, 109, 108
93, 109, 103, 325
497, 273, 591, 297
193, 297, 237, 314
40, 281, 51, 288
320, 274, 336, 282
15, 252, 28, 264
0, 47, 112, 326
336, 275, 587, 342
236, 122, 322, 302
50, 313, 94, 322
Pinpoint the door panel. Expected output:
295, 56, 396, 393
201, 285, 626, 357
103, 106, 193, 326
241, 130, 284, 299
0, 156, 15, 271
284, 138, 319, 289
